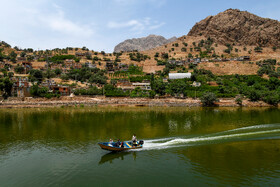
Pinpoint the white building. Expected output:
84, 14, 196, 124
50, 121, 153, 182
168, 73, 191, 80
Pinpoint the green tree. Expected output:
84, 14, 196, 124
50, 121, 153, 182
200, 92, 219, 106
0, 77, 13, 98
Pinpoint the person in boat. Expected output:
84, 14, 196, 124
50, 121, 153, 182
132, 134, 137, 147
116, 139, 121, 147
109, 139, 113, 143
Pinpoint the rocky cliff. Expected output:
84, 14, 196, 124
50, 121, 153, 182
114, 34, 177, 52
187, 9, 280, 47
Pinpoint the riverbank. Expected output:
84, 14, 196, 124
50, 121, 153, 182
0, 96, 277, 108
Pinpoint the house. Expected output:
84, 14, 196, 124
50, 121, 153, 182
169, 73, 191, 80
85, 62, 96, 69
51, 85, 71, 96
118, 63, 128, 71
116, 79, 133, 90
12, 77, 31, 97
17, 57, 27, 61
168, 60, 186, 66
41, 79, 56, 88
132, 82, 151, 90
237, 56, 251, 61
75, 52, 85, 57
192, 81, 201, 87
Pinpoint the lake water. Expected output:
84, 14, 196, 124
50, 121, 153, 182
0, 107, 280, 186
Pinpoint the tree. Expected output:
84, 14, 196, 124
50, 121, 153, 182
29, 69, 43, 83
30, 84, 48, 97
54, 68, 62, 76
0, 78, 13, 98
263, 92, 280, 106
153, 79, 167, 96
200, 92, 219, 106
20, 52, 26, 57
9, 51, 17, 63
14, 65, 25, 74
44, 68, 55, 79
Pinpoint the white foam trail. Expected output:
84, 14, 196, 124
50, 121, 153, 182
214, 124, 280, 135
135, 127, 280, 151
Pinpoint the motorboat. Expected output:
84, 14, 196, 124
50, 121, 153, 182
98, 140, 144, 152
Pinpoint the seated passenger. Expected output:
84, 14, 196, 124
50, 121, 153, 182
108, 139, 113, 146
116, 139, 121, 147
132, 134, 137, 147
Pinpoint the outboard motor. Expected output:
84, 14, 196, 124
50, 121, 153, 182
139, 140, 144, 145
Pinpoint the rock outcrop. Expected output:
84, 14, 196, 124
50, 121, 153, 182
187, 9, 280, 47
114, 34, 177, 52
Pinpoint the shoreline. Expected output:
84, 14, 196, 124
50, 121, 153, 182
0, 96, 277, 108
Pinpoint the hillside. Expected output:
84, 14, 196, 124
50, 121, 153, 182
188, 9, 280, 47
138, 9, 280, 74
114, 34, 177, 52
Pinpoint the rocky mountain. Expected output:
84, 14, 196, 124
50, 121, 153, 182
114, 34, 177, 52
187, 9, 280, 47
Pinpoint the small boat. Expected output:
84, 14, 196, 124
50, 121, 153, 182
98, 140, 144, 152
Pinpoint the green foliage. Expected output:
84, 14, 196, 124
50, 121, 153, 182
30, 84, 48, 97
183, 42, 188, 47
0, 77, 13, 98
262, 91, 280, 106
14, 65, 25, 74
200, 92, 219, 106
8, 51, 17, 63
50, 55, 79, 64
54, 68, 62, 75
129, 52, 149, 62
162, 53, 169, 59
130, 87, 150, 98
254, 46, 263, 52
44, 68, 56, 79
167, 79, 188, 96
29, 69, 43, 83
129, 75, 151, 82
128, 65, 143, 75
224, 43, 233, 54
152, 79, 167, 96
156, 59, 167, 66
104, 84, 129, 97
74, 86, 102, 95
67, 67, 107, 84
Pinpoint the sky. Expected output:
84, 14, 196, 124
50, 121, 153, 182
1, 0, 280, 52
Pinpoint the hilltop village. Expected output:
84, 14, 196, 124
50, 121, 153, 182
0, 38, 279, 107
0, 8, 280, 107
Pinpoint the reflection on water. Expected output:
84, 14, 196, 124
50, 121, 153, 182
0, 107, 280, 186
99, 152, 137, 165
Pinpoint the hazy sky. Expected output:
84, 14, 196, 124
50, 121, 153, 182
1, 0, 280, 52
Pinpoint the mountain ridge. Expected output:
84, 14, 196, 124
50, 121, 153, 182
187, 9, 280, 47
114, 34, 177, 52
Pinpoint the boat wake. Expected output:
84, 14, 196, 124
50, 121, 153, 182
134, 124, 280, 151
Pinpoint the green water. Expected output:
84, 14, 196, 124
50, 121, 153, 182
0, 107, 280, 186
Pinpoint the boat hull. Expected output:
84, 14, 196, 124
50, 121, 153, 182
98, 141, 143, 152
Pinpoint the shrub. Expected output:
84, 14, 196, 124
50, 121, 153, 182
200, 92, 219, 106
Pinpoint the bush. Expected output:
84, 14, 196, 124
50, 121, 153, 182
262, 92, 280, 106
200, 92, 219, 106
